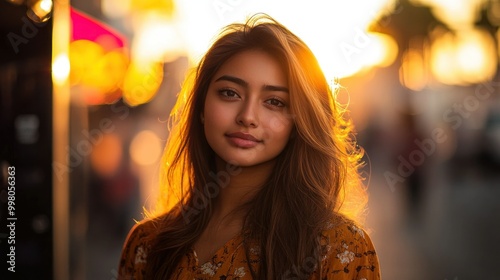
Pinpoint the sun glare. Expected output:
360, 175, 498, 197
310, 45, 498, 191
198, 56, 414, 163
150, 0, 399, 79
83, 0, 400, 106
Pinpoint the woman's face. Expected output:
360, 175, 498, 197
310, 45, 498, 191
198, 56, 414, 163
203, 50, 294, 167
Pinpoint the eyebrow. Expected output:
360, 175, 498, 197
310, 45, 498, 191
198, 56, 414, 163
215, 75, 289, 93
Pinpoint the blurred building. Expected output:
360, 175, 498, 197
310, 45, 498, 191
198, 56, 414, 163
0, 1, 54, 279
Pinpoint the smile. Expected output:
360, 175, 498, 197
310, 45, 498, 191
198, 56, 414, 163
225, 132, 262, 148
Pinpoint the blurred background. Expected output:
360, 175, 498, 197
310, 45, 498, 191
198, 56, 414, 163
1, 0, 499, 279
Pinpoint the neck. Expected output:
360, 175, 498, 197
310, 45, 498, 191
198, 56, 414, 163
210, 156, 275, 222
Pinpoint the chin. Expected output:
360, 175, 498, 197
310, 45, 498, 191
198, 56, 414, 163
221, 154, 276, 168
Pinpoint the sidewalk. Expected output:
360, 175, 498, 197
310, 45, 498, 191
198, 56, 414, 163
366, 161, 500, 279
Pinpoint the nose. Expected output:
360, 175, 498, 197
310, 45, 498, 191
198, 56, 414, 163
236, 99, 258, 128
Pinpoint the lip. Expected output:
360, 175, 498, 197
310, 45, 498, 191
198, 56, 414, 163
225, 132, 262, 148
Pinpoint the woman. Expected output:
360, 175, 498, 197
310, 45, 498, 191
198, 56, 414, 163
118, 14, 380, 279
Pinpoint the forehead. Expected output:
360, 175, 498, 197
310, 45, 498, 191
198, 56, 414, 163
211, 50, 287, 85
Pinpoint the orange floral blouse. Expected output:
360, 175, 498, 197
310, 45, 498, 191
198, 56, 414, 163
118, 218, 381, 280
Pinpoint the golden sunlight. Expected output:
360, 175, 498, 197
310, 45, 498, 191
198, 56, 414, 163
430, 28, 496, 85
92, 0, 400, 107
138, 0, 400, 79
88, 0, 500, 107
455, 30, 496, 83
371, 33, 399, 67
131, 14, 184, 64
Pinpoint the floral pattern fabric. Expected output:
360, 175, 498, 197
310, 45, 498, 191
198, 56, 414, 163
118, 219, 381, 280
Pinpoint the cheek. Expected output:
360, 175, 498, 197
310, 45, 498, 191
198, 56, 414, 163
205, 110, 230, 130
204, 98, 227, 127
266, 116, 293, 142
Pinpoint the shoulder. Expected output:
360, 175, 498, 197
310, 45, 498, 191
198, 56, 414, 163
117, 217, 159, 280
126, 218, 158, 244
318, 217, 381, 280
321, 218, 374, 251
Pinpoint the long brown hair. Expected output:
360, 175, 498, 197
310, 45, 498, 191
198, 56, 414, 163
145, 14, 368, 279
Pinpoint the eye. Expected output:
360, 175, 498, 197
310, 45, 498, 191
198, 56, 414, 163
265, 98, 286, 108
218, 88, 240, 99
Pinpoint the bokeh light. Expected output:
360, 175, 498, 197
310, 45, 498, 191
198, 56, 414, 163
52, 53, 70, 86
130, 130, 163, 166
101, 0, 131, 19
90, 133, 123, 178
430, 28, 497, 85
122, 61, 163, 106
69, 39, 129, 104
411, 0, 488, 29
70, 7, 129, 105
400, 48, 427, 91
27, 0, 53, 22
